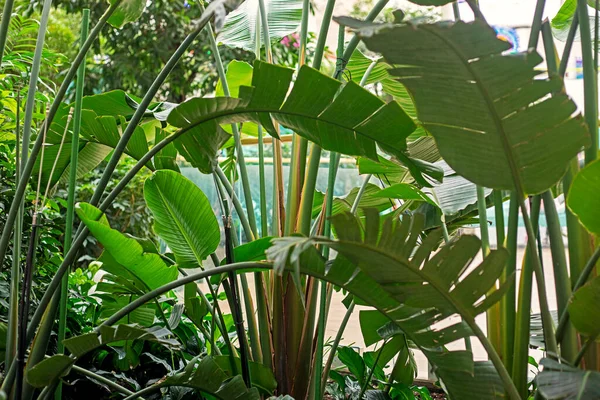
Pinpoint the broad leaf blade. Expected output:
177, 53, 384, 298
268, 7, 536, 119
566, 159, 600, 236
352, 20, 590, 195
144, 170, 220, 266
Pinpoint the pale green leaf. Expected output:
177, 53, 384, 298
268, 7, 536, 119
567, 159, 600, 236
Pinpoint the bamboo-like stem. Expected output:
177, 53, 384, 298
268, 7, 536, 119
204, 11, 258, 237
319, 174, 371, 393
284, 0, 311, 235
559, 13, 579, 78
16, 214, 41, 399
503, 193, 518, 374
6, 86, 21, 369
512, 196, 541, 397
223, 216, 252, 387
298, 0, 388, 234
578, 0, 599, 164
0, 0, 15, 66
555, 246, 600, 343
57, 7, 89, 369
477, 186, 490, 256
528, 0, 547, 49
0, 0, 124, 266
542, 191, 578, 361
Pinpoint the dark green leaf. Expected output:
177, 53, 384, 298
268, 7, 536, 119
352, 20, 590, 195
568, 276, 600, 337
537, 358, 600, 399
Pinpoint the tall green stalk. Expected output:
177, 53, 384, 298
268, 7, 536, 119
502, 193, 518, 373
512, 196, 541, 397
578, 0, 598, 164
55, 11, 89, 400
284, 0, 311, 235
0, 0, 15, 66
0, 0, 124, 267
541, 191, 577, 361
6, 86, 21, 369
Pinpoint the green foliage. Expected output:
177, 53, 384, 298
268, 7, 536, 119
144, 170, 220, 266
537, 358, 600, 399
567, 158, 600, 236
348, 18, 590, 195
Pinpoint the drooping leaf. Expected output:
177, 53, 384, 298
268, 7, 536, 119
551, 0, 598, 41
143, 170, 220, 267
160, 357, 260, 399
76, 202, 178, 289
167, 60, 440, 186
348, 19, 590, 195
213, 355, 277, 394
567, 276, 600, 337
311, 184, 394, 220
107, 0, 147, 28
360, 310, 391, 347
537, 358, 600, 399
566, 159, 600, 236
217, 0, 303, 52
174, 121, 230, 174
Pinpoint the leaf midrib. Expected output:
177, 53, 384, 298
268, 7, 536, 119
420, 23, 527, 196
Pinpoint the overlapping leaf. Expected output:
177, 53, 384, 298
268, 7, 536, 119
347, 18, 590, 195
168, 60, 438, 186
567, 158, 600, 236
269, 210, 512, 398
537, 358, 600, 399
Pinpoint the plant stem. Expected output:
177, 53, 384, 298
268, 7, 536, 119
223, 216, 252, 387
16, 214, 41, 399
559, 12, 579, 78
6, 86, 21, 369
70, 364, 136, 397
477, 186, 490, 256
284, 0, 311, 235
542, 191, 578, 361
358, 339, 389, 400
321, 300, 355, 393
0, 0, 15, 66
502, 193, 518, 374
205, 14, 258, 237
528, 0, 547, 49
512, 196, 541, 397
0, 0, 124, 267
578, 0, 599, 164
56, 13, 89, 400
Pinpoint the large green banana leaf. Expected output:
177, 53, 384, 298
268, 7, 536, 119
268, 210, 511, 398
343, 18, 590, 195
217, 0, 303, 52
168, 60, 440, 186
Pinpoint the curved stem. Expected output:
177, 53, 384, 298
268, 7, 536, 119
321, 300, 355, 392
559, 12, 579, 78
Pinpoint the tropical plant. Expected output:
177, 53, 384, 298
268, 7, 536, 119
1, 0, 600, 399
